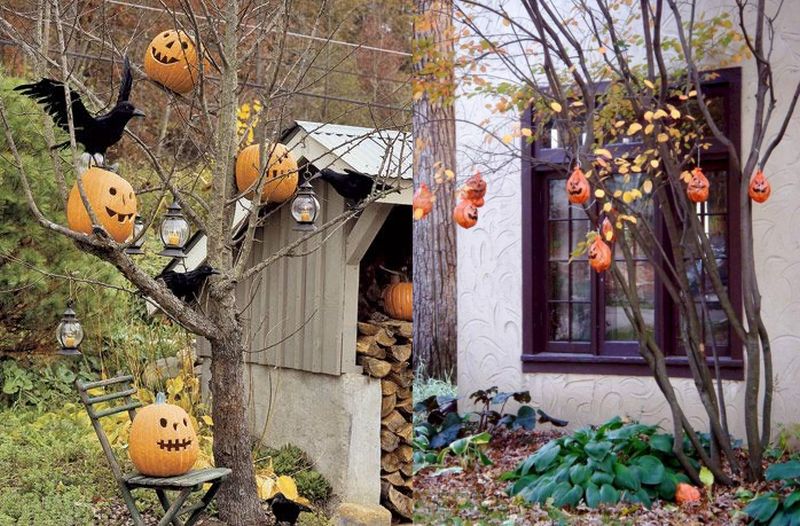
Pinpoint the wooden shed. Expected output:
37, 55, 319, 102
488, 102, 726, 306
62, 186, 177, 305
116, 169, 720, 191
173, 121, 412, 506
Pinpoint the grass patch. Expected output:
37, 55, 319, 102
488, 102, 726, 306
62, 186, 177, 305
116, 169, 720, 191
413, 368, 457, 406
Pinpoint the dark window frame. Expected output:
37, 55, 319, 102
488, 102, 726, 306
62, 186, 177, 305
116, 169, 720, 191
520, 67, 743, 379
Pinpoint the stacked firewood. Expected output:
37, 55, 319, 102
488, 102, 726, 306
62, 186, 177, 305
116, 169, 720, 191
356, 319, 414, 521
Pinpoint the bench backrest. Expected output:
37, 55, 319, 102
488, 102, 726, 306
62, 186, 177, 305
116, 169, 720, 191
75, 375, 142, 482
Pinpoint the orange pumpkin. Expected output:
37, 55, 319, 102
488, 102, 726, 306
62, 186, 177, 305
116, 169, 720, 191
453, 199, 478, 229
412, 183, 434, 220
687, 167, 710, 203
129, 393, 199, 477
460, 172, 487, 207
143, 30, 208, 94
675, 483, 701, 504
383, 275, 412, 321
748, 169, 771, 203
566, 167, 590, 204
588, 236, 612, 272
601, 217, 615, 243
66, 167, 137, 243
235, 143, 299, 204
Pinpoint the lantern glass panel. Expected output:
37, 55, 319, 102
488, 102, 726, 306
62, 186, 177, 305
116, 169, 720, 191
160, 216, 189, 248
57, 320, 84, 349
291, 195, 319, 223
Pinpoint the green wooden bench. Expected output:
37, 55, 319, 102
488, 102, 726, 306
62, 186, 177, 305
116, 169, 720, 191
76, 375, 231, 526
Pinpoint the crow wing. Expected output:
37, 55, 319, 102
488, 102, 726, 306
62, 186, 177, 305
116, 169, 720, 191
116, 55, 133, 104
14, 79, 95, 132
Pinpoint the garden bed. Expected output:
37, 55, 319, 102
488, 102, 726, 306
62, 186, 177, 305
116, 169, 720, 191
414, 428, 780, 525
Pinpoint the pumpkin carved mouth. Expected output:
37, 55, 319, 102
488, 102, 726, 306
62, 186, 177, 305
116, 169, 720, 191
151, 47, 181, 65
106, 207, 134, 223
157, 438, 193, 451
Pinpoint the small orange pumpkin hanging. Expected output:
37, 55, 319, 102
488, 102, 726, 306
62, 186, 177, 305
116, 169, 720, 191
144, 30, 208, 94
453, 199, 479, 229
566, 167, 590, 204
412, 183, 434, 220
383, 274, 412, 321
674, 483, 702, 505
66, 167, 137, 243
129, 393, 199, 477
460, 171, 487, 207
686, 167, 710, 203
601, 217, 615, 243
235, 143, 299, 204
588, 235, 612, 273
748, 169, 771, 203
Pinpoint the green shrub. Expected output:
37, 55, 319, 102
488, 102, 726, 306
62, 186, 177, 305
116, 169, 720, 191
255, 443, 332, 504
502, 416, 700, 509
745, 460, 800, 524
295, 470, 333, 503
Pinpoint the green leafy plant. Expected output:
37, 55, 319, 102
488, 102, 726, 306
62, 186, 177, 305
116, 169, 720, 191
0, 358, 96, 410
502, 417, 701, 509
744, 461, 800, 524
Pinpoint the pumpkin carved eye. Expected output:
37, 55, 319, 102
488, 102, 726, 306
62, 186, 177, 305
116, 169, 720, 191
163, 32, 170, 37
160, 418, 167, 428
183, 418, 188, 426
109, 187, 117, 195
182, 41, 188, 49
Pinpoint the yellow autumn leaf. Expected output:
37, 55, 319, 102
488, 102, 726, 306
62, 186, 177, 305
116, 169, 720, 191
614, 120, 626, 128
616, 221, 623, 229
643, 179, 653, 193
627, 123, 642, 135
613, 190, 623, 198
643, 111, 654, 122
202, 415, 213, 426
657, 133, 669, 143
653, 109, 668, 120
649, 159, 659, 168
603, 202, 613, 212
594, 148, 612, 159
570, 100, 585, 107
257, 475, 278, 500
688, 90, 698, 97
643, 79, 655, 90
681, 171, 692, 183
444, 169, 455, 180
604, 230, 614, 241
276, 476, 300, 501
622, 191, 634, 204
631, 189, 642, 198
502, 134, 513, 144
550, 101, 563, 112
631, 164, 642, 173
667, 105, 681, 119
521, 128, 533, 137
644, 124, 654, 135
595, 189, 606, 198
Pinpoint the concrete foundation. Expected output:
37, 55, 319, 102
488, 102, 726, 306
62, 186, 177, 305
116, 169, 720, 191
200, 358, 382, 505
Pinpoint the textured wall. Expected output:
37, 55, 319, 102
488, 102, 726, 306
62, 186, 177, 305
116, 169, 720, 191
456, 0, 800, 439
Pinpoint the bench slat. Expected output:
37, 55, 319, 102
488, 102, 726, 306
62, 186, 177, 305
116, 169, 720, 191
87, 387, 138, 405
93, 401, 142, 419
125, 468, 231, 489
79, 375, 134, 391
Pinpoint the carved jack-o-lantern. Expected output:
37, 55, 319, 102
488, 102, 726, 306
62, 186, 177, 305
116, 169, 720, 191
460, 172, 487, 207
412, 183, 434, 220
601, 217, 615, 243
588, 236, 612, 273
748, 169, 771, 203
66, 167, 137, 243
566, 167, 590, 204
686, 167, 710, 203
143, 30, 207, 94
453, 199, 478, 229
235, 143, 299, 204
129, 393, 199, 477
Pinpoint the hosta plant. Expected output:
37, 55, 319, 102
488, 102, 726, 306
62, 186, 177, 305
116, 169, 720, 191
744, 460, 800, 524
502, 417, 701, 509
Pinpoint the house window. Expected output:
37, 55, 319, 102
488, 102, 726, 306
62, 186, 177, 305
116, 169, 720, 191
520, 68, 743, 379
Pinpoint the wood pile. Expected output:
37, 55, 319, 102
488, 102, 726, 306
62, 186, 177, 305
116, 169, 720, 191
356, 318, 414, 521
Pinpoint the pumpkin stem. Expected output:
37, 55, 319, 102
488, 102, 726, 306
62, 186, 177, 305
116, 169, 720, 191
155, 392, 167, 404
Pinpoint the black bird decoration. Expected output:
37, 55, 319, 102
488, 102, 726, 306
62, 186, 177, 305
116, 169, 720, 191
155, 264, 220, 303
312, 168, 382, 203
268, 493, 311, 525
537, 408, 569, 427
14, 55, 144, 165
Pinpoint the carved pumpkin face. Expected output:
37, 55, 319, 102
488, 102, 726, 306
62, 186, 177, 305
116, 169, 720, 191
129, 394, 199, 477
66, 167, 137, 243
566, 167, 590, 204
686, 167, 710, 203
412, 183, 434, 220
748, 170, 771, 203
601, 217, 615, 243
235, 143, 299, 204
143, 30, 207, 94
460, 172, 487, 206
588, 236, 612, 272
453, 199, 478, 229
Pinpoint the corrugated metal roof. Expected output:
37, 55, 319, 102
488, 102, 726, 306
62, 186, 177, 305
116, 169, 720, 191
286, 120, 412, 179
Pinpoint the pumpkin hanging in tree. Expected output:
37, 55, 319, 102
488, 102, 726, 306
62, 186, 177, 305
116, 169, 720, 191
748, 169, 771, 203
129, 393, 199, 477
566, 166, 590, 204
144, 30, 208, 94
686, 167, 710, 203
601, 217, 615, 243
66, 167, 137, 243
453, 199, 479, 229
588, 235, 612, 273
412, 183, 434, 220
460, 171, 487, 208
235, 143, 299, 204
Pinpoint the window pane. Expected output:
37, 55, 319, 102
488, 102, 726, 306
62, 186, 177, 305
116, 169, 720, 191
570, 220, 590, 259
549, 180, 568, 219
549, 262, 569, 300
709, 307, 730, 348
706, 215, 727, 257
604, 262, 655, 341
549, 303, 569, 341
572, 262, 590, 300
571, 304, 591, 341
705, 170, 727, 214
548, 222, 570, 259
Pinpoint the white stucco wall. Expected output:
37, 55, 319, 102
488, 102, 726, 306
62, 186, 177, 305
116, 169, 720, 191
456, 0, 800, 439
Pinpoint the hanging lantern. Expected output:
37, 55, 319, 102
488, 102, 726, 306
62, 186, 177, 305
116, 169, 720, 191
158, 200, 190, 258
290, 180, 320, 231
125, 216, 146, 255
56, 300, 84, 356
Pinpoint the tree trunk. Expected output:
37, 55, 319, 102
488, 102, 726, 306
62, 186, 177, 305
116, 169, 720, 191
412, 0, 458, 379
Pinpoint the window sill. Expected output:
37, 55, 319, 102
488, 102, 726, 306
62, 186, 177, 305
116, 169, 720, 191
521, 352, 743, 380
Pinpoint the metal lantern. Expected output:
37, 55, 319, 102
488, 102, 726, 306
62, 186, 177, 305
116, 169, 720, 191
158, 200, 190, 258
290, 180, 320, 231
56, 300, 84, 356
125, 215, 146, 255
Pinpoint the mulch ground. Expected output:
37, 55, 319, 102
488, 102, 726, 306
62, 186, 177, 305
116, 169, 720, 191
414, 428, 779, 525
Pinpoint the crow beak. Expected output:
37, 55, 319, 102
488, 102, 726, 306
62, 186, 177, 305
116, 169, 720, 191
209, 269, 221, 275
132, 109, 145, 118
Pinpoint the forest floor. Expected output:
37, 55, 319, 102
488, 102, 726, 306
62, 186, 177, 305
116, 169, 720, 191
414, 428, 779, 526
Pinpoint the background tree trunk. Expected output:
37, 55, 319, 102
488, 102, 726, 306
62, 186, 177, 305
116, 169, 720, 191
412, 0, 458, 380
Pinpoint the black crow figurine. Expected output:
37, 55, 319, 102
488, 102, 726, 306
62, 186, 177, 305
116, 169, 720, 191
268, 493, 311, 525
14, 55, 144, 165
155, 264, 220, 303
313, 168, 380, 203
